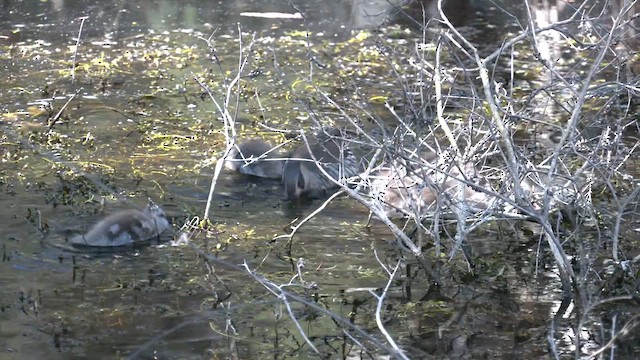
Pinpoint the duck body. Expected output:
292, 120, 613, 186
369, 164, 491, 219
70, 203, 170, 247
282, 133, 361, 200
224, 139, 284, 179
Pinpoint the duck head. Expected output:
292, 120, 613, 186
224, 139, 285, 179
283, 129, 362, 200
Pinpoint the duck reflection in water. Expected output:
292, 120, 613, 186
69, 201, 171, 247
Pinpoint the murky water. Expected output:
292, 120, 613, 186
1, 0, 639, 359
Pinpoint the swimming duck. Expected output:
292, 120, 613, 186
282, 130, 362, 200
368, 164, 492, 219
69, 202, 171, 247
224, 139, 285, 179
